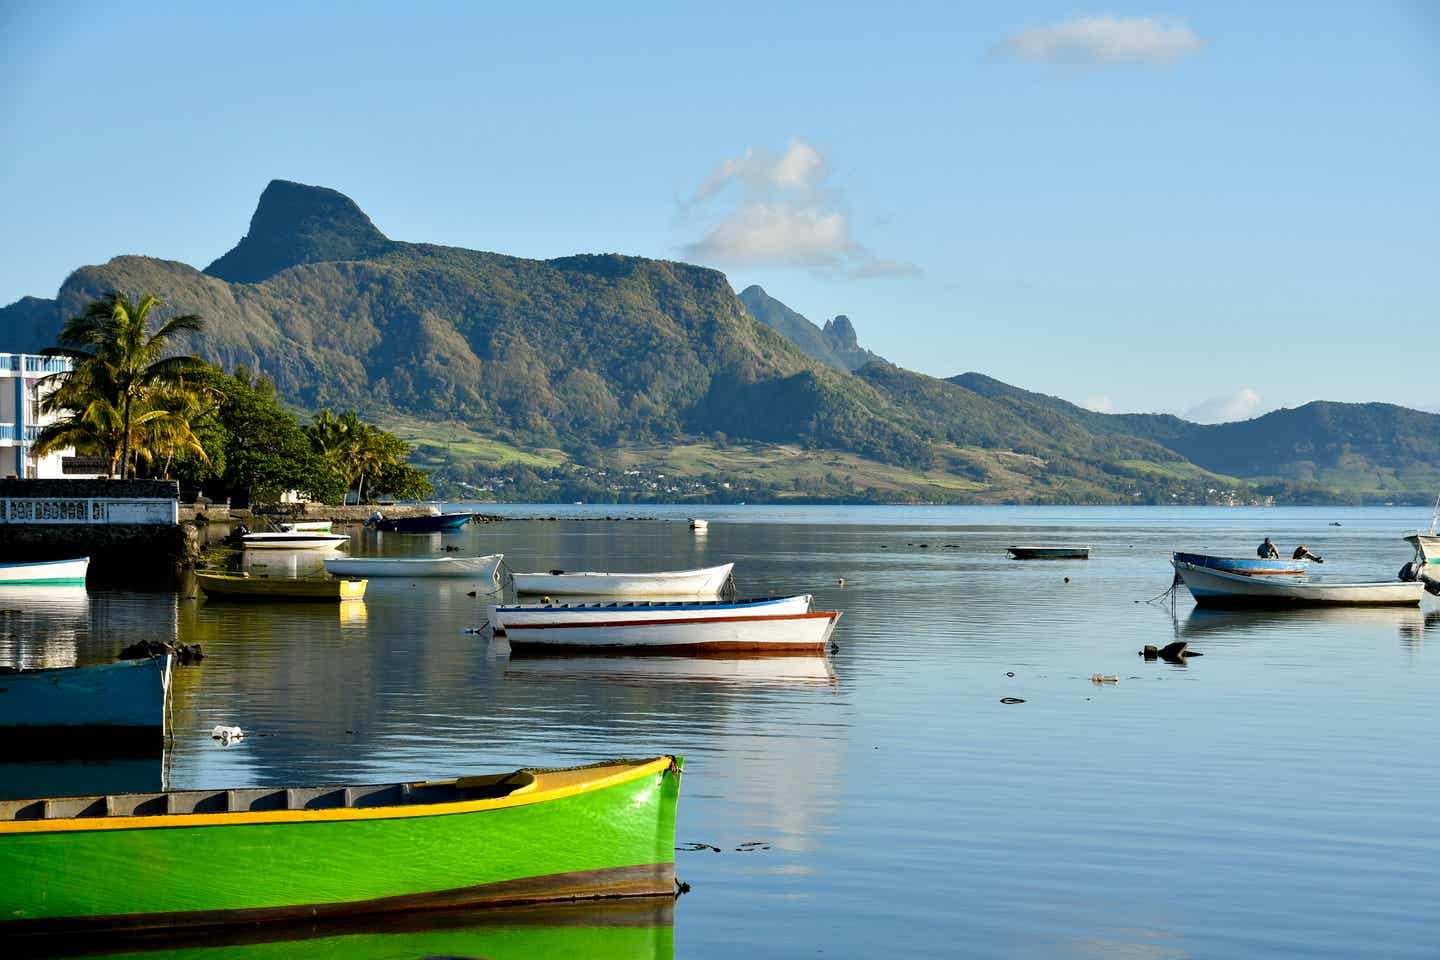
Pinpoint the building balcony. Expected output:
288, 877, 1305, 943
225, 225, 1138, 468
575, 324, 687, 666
1, 354, 72, 376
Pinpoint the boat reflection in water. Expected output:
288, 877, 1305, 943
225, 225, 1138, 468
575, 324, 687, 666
505, 652, 837, 688
0, 750, 167, 803
11, 898, 673, 960
240, 549, 340, 580
0, 585, 90, 670
1178, 604, 1431, 644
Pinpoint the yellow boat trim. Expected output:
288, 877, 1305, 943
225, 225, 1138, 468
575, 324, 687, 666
0, 757, 674, 835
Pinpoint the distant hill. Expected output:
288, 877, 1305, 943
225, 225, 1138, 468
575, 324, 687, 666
951, 372, 1440, 498
737, 285, 883, 372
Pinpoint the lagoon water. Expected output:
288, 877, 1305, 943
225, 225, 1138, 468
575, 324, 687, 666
4, 505, 1439, 958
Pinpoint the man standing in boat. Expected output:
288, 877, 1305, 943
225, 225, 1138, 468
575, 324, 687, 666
1258, 537, 1280, 559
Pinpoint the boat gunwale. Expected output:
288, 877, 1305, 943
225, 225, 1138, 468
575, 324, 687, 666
512, 562, 734, 581
0, 756, 674, 836
501, 611, 839, 631
1172, 560, 1421, 593
0, 556, 90, 569
496, 594, 809, 614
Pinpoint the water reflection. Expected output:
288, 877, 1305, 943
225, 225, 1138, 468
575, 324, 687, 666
1178, 604, 1429, 642
22, 898, 674, 960
504, 654, 838, 688
239, 549, 340, 579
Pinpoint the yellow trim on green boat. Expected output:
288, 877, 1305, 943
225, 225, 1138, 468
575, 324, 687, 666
0, 757, 675, 835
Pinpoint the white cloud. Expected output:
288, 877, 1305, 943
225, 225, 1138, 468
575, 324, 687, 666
1184, 387, 1264, 424
994, 15, 1205, 66
681, 138, 919, 279
1084, 395, 1118, 414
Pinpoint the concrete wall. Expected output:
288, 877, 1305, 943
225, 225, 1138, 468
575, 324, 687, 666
0, 478, 179, 499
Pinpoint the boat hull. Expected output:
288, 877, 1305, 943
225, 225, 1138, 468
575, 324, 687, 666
504, 611, 841, 654
1405, 534, 1440, 566
1172, 552, 1309, 576
280, 520, 333, 532
494, 595, 812, 633
196, 573, 367, 602
1173, 561, 1423, 608
373, 513, 472, 533
0, 656, 172, 738
512, 563, 735, 598
242, 534, 350, 551
0, 757, 681, 933
0, 557, 89, 585
325, 554, 506, 582
1007, 547, 1089, 560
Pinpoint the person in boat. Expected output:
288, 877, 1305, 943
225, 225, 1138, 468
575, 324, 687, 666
1257, 537, 1280, 559
1292, 544, 1324, 563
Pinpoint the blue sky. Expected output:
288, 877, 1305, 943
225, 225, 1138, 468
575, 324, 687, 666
2, 1, 1436, 421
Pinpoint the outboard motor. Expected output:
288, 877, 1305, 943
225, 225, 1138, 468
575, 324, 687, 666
1399, 561, 1422, 582
1398, 561, 1440, 596
1424, 574, 1440, 597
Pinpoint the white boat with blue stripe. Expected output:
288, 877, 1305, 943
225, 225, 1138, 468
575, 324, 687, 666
1172, 552, 1310, 576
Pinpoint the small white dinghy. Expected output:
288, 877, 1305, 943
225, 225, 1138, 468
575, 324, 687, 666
1173, 559, 1425, 608
242, 532, 350, 551
0, 557, 89, 585
511, 562, 734, 598
324, 554, 507, 584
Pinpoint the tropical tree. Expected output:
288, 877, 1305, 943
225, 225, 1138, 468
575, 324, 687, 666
40, 293, 207, 479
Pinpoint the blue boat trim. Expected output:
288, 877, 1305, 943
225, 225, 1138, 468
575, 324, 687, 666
496, 596, 803, 613
0, 557, 90, 569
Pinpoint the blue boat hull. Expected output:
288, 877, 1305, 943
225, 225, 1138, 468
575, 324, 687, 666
0, 657, 172, 746
375, 513, 472, 533
1172, 552, 1309, 576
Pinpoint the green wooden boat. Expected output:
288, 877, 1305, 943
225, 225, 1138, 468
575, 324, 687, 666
0, 756, 681, 936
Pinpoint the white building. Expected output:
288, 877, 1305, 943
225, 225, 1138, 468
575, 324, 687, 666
0, 352, 84, 479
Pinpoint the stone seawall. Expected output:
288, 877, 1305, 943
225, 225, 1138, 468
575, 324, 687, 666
0, 523, 199, 584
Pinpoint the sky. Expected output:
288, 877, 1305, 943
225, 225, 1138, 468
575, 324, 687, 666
2, 1, 1436, 422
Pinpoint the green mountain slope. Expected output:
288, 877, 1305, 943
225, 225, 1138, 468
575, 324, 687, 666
737, 285, 882, 372
950, 372, 1440, 497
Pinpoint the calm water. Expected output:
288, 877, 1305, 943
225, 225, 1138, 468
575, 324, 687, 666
4, 505, 1439, 958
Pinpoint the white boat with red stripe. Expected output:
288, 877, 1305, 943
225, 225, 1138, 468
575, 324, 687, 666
492, 594, 841, 653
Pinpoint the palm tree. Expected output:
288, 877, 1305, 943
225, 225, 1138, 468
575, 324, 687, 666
42, 293, 207, 478
145, 381, 214, 479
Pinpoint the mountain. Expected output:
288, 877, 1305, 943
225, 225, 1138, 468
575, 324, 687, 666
3, 178, 1426, 504
951, 372, 1440, 497
205, 180, 394, 283
737, 285, 883, 372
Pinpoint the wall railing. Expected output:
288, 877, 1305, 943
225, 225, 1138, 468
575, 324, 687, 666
0, 497, 178, 525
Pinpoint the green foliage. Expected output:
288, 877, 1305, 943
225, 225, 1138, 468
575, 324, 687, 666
200, 368, 345, 506
35, 292, 209, 478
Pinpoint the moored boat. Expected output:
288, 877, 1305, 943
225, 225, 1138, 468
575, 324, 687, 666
500, 606, 841, 655
1007, 546, 1089, 560
1172, 559, 1423, 608
242, 532, 351, 551
0, 756, 682, 934
0, 557, 89, 585
494, 594, 813, 635
688, 518, 708, 531
0, 655, 172, 744
196, 571, 367, 602
324, 553, 507, 585
512, 563, 735, 598
1172, 551, 1310, 576
368, 513, 472, 533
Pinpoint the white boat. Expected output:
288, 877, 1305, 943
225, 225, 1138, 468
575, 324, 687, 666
0, 557, 89, 585
241, 532, 350, 551
1173, 560, 1424, 608
500, 607, 842, 654
493, 594, 813, 634
1409, 533, 1440, 567
279, 520, 333, 532
689, 518, 708, 531
324, 554, 508, 585
511, 563, 733, 597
